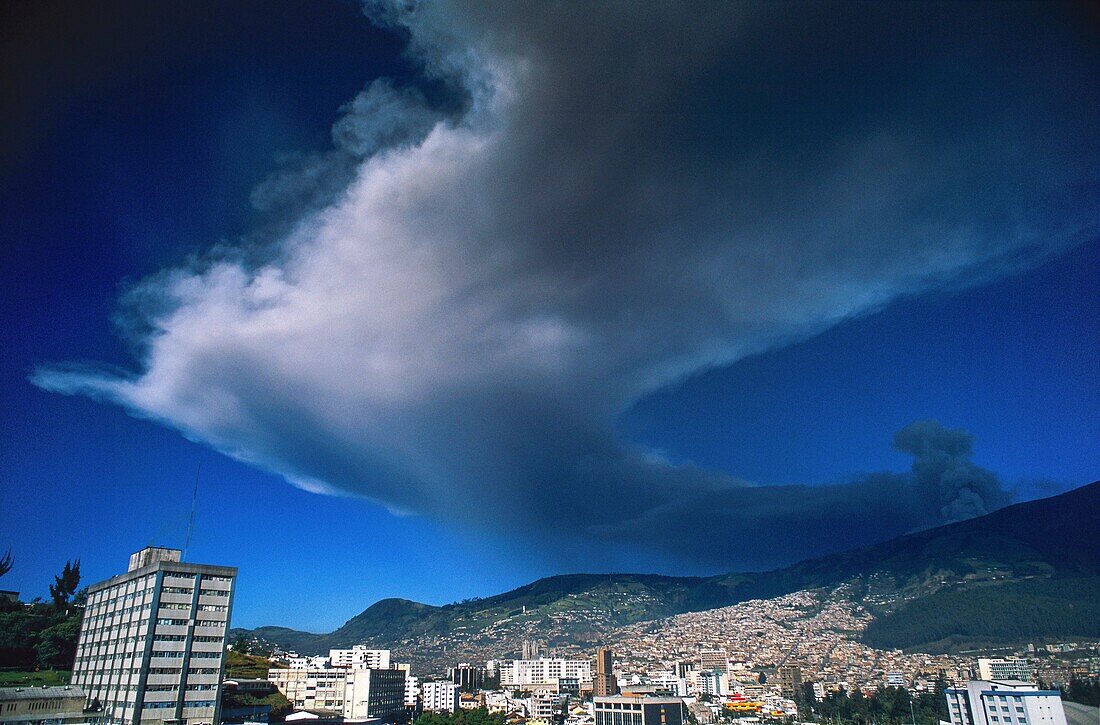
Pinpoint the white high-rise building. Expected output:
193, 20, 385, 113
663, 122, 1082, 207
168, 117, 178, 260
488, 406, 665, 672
946, 680, 1067, 725
698, 670, 728, 697
422, 682, 460, 713
71, 547, 236, 725
499, 659, 592, 689
405, 675, 421, 708
329, 646, 391, 670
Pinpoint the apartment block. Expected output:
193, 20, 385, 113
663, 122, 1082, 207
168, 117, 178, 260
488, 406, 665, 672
268, 670, 346, 712
71, 547, 236, 725
421, 682, 459, 714
499, 659, 592, 689
329, 647, 391, 670
977, 660, 1034, 683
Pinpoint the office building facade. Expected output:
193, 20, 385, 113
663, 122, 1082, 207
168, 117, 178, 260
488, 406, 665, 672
699, 650, 728, 675
0, 686, 91, 725
594, 648, 618, 698
71, 547, 236, 725
500, 659, 592, 689
946, 680, 1067, 725
977, 660, 1033, 683
593, 697, 686, 725
421, 682, 459, 714
777, 666, 802, 699
343, 669, 406, 720
329, 648, 391, 671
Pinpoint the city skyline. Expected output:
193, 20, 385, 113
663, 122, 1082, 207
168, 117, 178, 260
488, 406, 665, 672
1, 1, 1098, 633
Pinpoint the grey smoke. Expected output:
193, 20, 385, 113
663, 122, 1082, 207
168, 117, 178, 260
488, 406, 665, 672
895, 420, 1009, 523
32, 1, 1097, 570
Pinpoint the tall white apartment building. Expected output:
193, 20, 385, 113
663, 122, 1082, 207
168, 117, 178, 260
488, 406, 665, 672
499, 659, 592, 689
329, 646, 391, 670
71, 547, 236, 725
946, 680, 1067, 725
421, 682, 459, 713
977, 659, 1033, 682
697, 670, 728, 697
404, 676, 421, 708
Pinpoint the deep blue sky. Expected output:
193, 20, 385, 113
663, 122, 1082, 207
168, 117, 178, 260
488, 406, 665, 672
1, 1, 1097, 632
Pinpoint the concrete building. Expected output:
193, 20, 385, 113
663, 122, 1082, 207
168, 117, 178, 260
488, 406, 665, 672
699, 650, 728, 675
500, 659, 592, 690
447, 665, 484, 692
594, 649, 619, 698
521, 641, 543, 661
593, 697, 686, 725
343, 669, 406, 721
0, 686, 93, 725
698, 671, 727, 698
977, 660, 1034, 683
528, 694, 558, 722
286, 657, 330, 671
269, 670, 347, 712
71, 547, 236, 725
403, 677, 420, 709
421, 683, 459, 714
777, 666, 802, 699
946, 680, 1067, 725
329, 648, 391, 671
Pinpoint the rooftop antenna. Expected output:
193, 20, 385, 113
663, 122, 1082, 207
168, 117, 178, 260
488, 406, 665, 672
183, 462, 200, 560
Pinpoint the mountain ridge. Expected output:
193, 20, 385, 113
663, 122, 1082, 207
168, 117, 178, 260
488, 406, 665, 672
234, 480, 1100, 666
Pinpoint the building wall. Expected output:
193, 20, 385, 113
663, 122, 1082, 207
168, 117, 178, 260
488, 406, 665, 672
268, 669, 347, 711
71, 550, 235, 725
329, 647, 391, 670
0, 686, 88, 725
343, 669, 406, 720
500, 659, 592, 689
947, 681, 1067, 725
594, 697, 685, 725
422, 682, 459, 713
699, 650, 728, 675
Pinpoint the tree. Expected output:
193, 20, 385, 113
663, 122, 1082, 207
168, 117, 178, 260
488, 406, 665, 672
49, 560, 81, 613
0, 550, 12, 578
230, 633, 253, 655
37, 616, 82, 668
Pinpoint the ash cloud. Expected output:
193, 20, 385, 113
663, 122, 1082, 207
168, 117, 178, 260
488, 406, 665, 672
33, 1, 1098, 569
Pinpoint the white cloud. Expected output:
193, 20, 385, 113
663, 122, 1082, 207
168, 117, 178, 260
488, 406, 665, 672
34, 1, 1098, 568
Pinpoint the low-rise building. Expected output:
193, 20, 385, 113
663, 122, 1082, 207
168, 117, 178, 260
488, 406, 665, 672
269, 669, 347, 712
593, 696, 686, 725
0, 686, 93, 725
